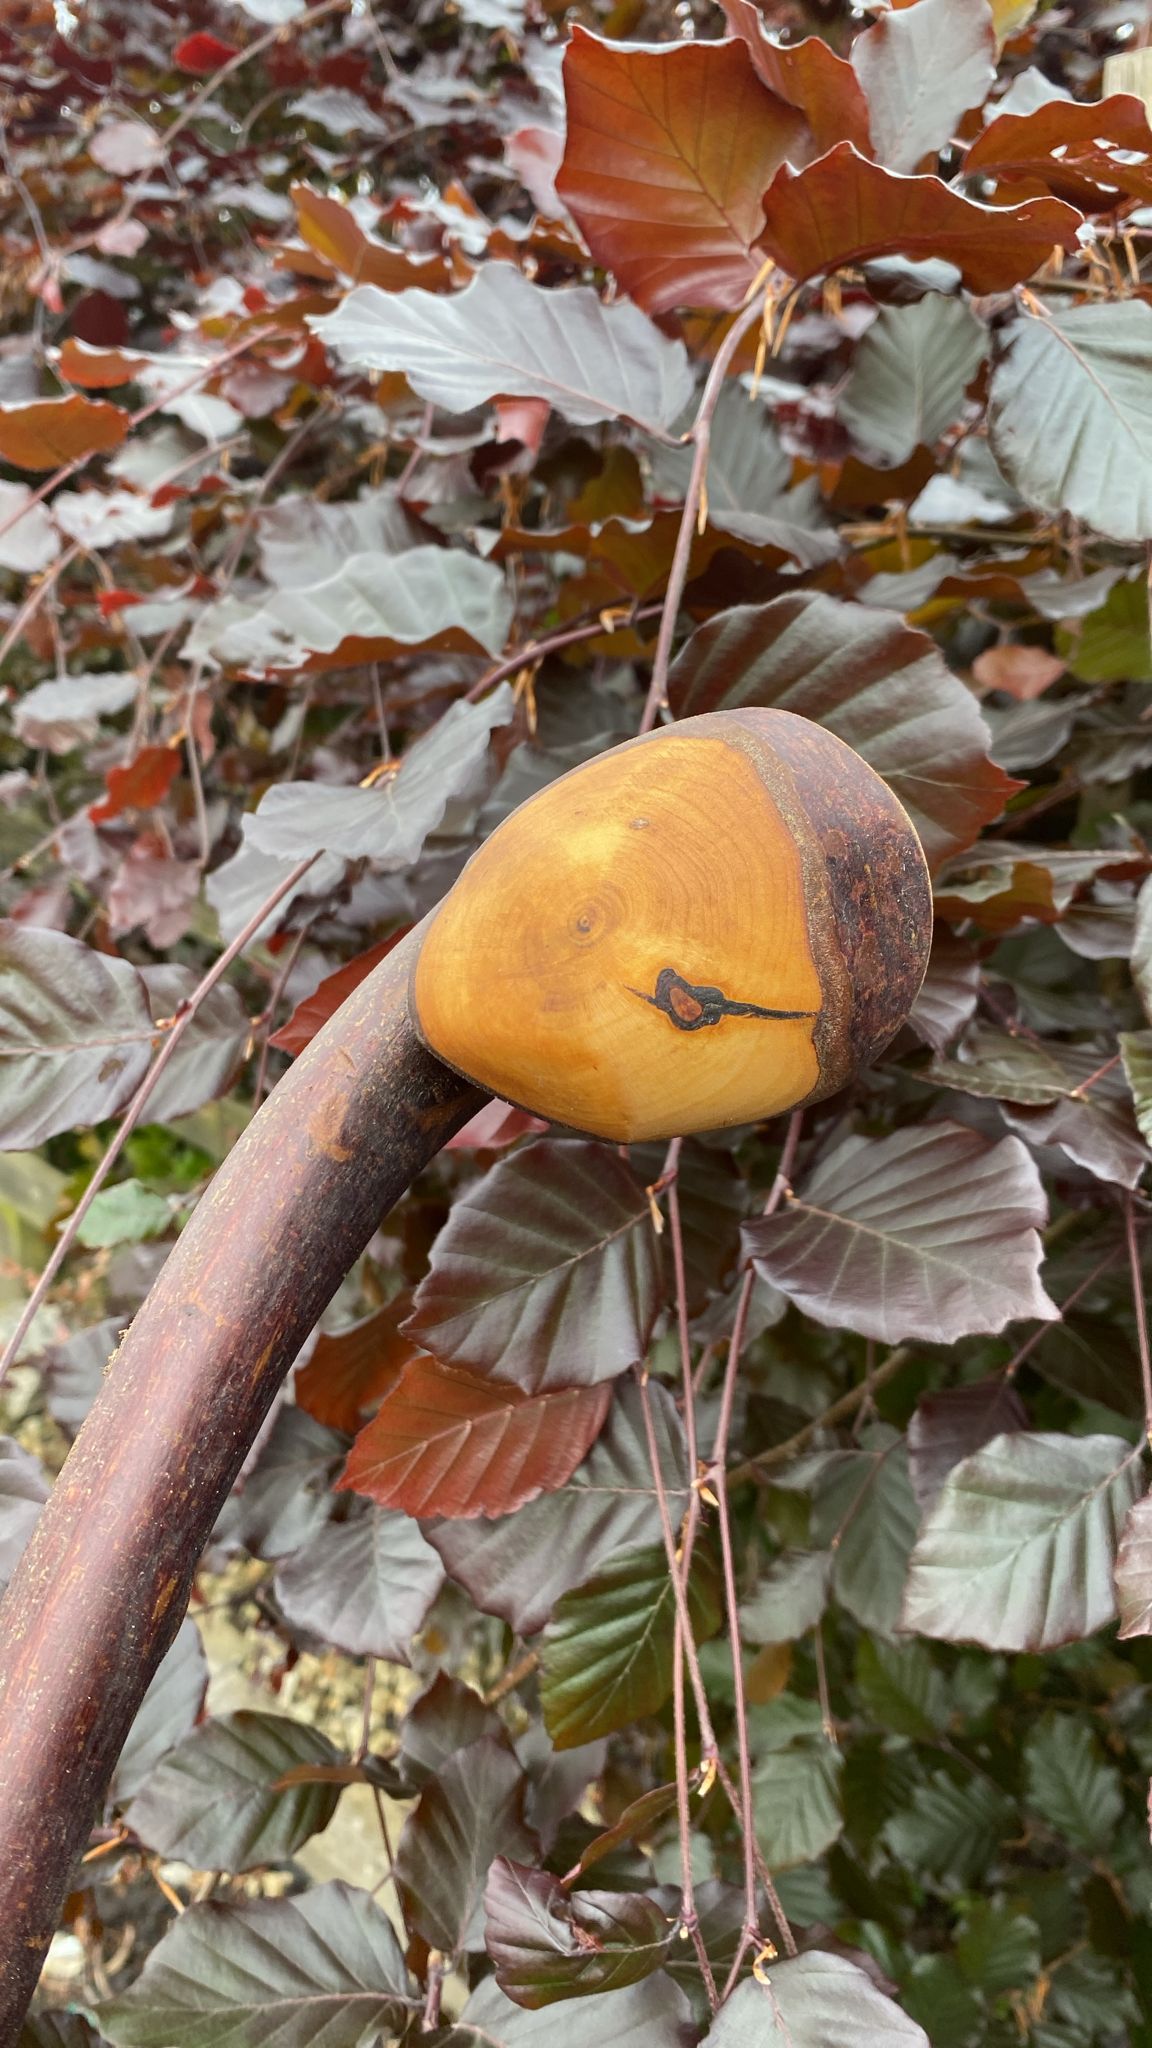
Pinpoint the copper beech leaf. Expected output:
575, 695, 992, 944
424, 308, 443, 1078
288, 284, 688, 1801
395, 1735, 538, 1954
988, 304, 1152, 543
744, 1123, 1058, 1346
902, 1432, 1143, 1650
1115, 1491, 1152, 1638
246, 689, 514, 863
718, 1, 871, 156
702, 1953, 929, 2047
907, 1379, 1029, 1511
340, 1359, 612, 1520
758, 145, 1080, 293
0, 1438, 49, 1602
295, 1299, 422, 1435
271, 933, 411, 1055
188, 549, 513, 675
666, 592, 1015, 868
123, 1711, 343, 1873
460, 1972, 697, 2046
838, 295, 987, 466
539, 1541, 723, 1748
850, 0, 996, 175
310, 264, 694, 432
404, 1140, 665, 1395
557, 27, 806, 314
91, 1882, 417, 2048
273, 1505, 445, 1662
964, 92, 1152, 208
0, 394, 128, 469
484, 1859, 672, 2007
0, 922, 157, 1148
424, 1380, 689, 1636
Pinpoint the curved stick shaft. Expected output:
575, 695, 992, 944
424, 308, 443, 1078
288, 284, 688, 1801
0, 931, 483, 2033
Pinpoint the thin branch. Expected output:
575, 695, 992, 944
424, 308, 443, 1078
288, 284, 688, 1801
638, 295, 767, 736
464, 603, 664, 704
713, 1112, 803, 1994
1127, 1192, 1152, 1440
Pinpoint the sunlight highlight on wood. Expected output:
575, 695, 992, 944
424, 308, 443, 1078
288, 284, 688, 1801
412, 708, 933, 1140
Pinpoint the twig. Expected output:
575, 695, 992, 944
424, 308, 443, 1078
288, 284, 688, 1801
638, 294, 767, 735
464, 603, 664, 704
713, 1112, 803, 1994
0, 854, 318, 1387
1127, 1192, 1152, 1441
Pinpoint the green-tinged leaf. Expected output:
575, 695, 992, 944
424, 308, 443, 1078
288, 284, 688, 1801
746, 1123, 1056, 1346
484, 1859, 672, 2006
309, 265, 694, 431
647, 385, 831, 553
908, 1379, 1029, 1511
954, 1901, 1041, 1996
1031, 1310, 1145, 1419
1115, 1489, 1152, 1636
395, 1734, 537, 1954
406, 1140, 664, 1394
273, 1504, 444, 1662
246, 687, 514, 862
840, 295, 986, 465
187, 549, 513, 676
21, 2017, 105, 2047
90, 1881, 416, 2046
850, 0, 995, 174
666, 592, 1013, 869
0, 922, 156, 1148
739, 1550, 832, 1644
74, 1177, 173, 1248
458, 1972, 697, 2046
883, 1769, 1015, 1883
988, 304, 1152, 543
1057, 573, 1152, 684
339, 1357, 611, 1519
751, 1744, 842, 1869
540, 1541, 722, 1749
901, 1955, 982, 2048
855, 1636, 950, 1740
702, 1949, 927, 2044
1024, 1713, 1124, 1851
109, 1619, 208, 1807
902, 1432, 1143, 1650
929, 1023, 1122, 1107
0, 1437, 48, 1600
122, 1711, 342, 1872
425, 1379, 688, 1635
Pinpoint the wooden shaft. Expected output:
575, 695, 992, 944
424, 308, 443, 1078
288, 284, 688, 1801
0, 929, 483, 2036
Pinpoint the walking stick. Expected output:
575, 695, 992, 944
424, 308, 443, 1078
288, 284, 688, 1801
0, 707, 931, 2032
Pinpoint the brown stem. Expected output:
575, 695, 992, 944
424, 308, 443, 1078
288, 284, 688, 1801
638, 295, 766, 736
0, 929, 484, 2031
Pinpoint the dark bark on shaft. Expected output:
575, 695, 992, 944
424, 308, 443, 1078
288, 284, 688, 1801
0, 930, 484, 2037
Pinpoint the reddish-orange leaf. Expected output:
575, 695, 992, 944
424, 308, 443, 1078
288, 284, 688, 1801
0, 395, 129, 471
720, 0, 871, 157
90, 746, 180, 822
295, 1297, 424, 1434
173, 31, 239, 72
58, 339, 155, 389
556, 27, 808, 314
339, 1355, 612, 1519
971, 645, 1065, 700
758, 143, 1082, 294
270, 931, 412, 1056
290, 185, 450, 293
444, 1100, 548, 1152
963, 93, 1152, 209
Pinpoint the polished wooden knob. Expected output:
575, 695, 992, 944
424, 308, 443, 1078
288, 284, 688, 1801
411, 708, 932, 1142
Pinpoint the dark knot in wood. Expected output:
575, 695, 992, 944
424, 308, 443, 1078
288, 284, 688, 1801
630, 966, 817, 1033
